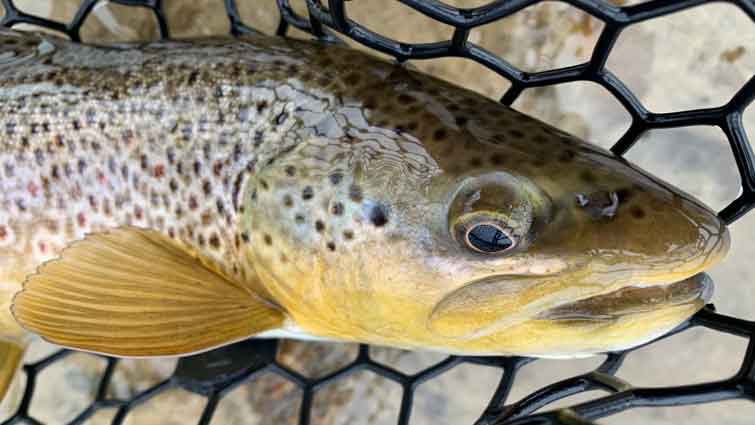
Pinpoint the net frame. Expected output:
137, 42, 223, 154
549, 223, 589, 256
0, 1, 754, 424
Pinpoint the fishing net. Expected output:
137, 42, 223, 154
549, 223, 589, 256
0, 1, 754, 424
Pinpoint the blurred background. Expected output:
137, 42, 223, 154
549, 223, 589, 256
0, 1, 754, 424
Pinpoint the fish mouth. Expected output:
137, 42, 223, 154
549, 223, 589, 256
535, 272, 713, 322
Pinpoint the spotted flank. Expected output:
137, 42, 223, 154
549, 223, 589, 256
0, 27, 730, 401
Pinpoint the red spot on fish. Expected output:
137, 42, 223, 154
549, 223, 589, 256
188, 196, 198, 210
97, 170, 107, 184
154, 164, 165, 178
134, 205, 144, 220
0, 225, 7, 240
52, 134, 64, 148
77, 212, 87, 228
38, 241, 48, 254
27, 181, 39, 197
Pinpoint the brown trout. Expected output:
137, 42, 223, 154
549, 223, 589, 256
0, 28, 729, 400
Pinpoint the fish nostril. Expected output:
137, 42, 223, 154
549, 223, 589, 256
575, 191, 620, 219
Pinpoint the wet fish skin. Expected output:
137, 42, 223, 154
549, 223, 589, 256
0, 28, 729, 363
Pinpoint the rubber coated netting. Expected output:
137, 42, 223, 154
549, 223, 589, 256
1, 1, 754, 424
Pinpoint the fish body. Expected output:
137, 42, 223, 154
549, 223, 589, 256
0, 27, 729, 391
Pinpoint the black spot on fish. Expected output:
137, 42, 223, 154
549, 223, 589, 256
397, 94, 415, 105
344, 72, 361, 85
209, 234, 221, 249
315, 220, 325, 233
433, 129, 447, 141
579, 170, 596, 183
329, 172, 343, 185
369, 204, 389, 227
331, 202, 344, 216
558, 150, 576, 163
630, 206, 646, 219
327, 241, 336, 251
232, 172, 247, 212
302, 186, 314, 200
364, 96, 377, 109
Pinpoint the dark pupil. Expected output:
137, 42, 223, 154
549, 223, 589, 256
467, 224, 512, 253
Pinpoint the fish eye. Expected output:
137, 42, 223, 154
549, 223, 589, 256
453, 217, 518, 255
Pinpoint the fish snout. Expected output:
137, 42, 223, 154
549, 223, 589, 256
638, 193, 730, 283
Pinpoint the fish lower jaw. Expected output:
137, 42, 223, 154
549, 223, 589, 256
537, 272, 713, 322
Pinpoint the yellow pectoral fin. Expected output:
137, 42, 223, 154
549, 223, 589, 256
0, 340, 24, 403
11, 227, 284, 357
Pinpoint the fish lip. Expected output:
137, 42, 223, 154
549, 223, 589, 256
535, 272, 714, 322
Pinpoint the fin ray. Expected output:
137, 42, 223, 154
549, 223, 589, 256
13, 227, 284, 357
0, 340, 24, 403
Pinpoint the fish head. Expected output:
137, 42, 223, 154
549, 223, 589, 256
422, 132, 730, 355
241, 66, 729, 355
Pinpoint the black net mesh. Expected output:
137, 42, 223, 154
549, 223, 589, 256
0, 1, 754, 424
